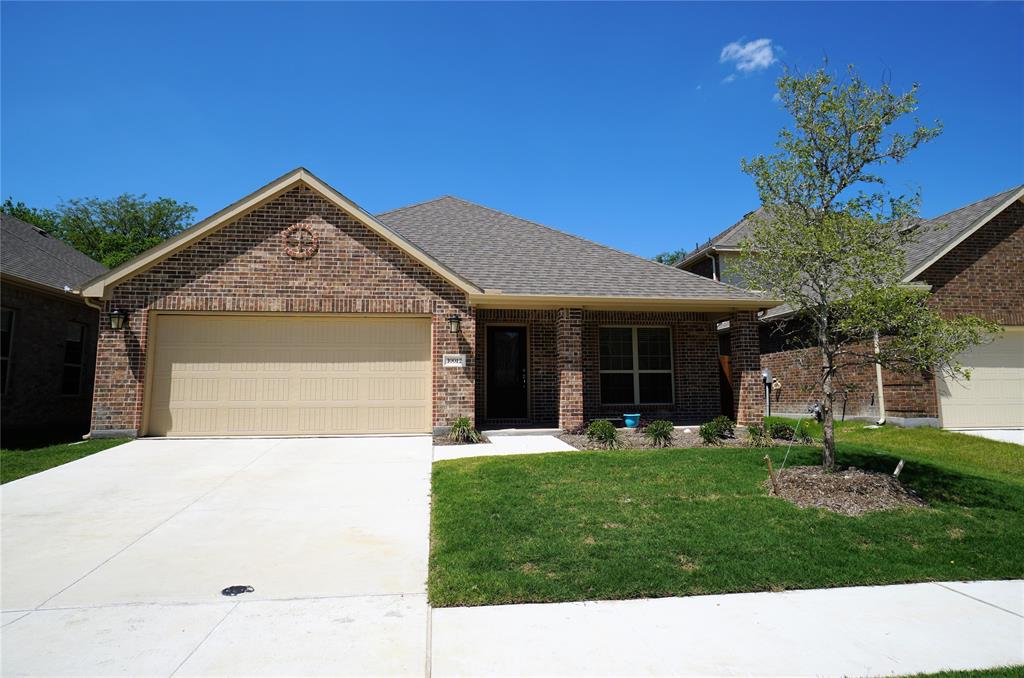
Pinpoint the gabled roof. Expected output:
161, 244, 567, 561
377, 196, 767, 303
677, 184, 1024, 283
79, 168, 481, 299
79, 168, 776, 311
1, 213, 107, 292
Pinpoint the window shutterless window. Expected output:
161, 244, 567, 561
61, 322, 86, 396
1, 308, 13, 393
598, 326, 673, 405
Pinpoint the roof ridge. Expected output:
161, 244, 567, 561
431, 195, 760, 294
375, 195, 458, 218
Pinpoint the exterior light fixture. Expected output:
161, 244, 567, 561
446, 315, 461, 333
109, 308, 126, 331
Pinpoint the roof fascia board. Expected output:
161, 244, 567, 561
675, 245, 742, 270
1, 272, 92, 304
903, 189, 1024, 282
468, 292, 779, 312
79, 168, 482, 298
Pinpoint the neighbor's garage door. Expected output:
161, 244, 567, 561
938, 327, 1024, 429
147, 315, 431, 436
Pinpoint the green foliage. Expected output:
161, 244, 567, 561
746, 424, 774, 448
642, 420, 675, 448
447, 417, 481, 444
698, 421, 721, 446
652, 248, 688, 266
737, 62, 992, 469
585, 420, 620, 449
711, 415, 735, 438
1, 439, 129, 484
2, 194, 196, 268
430, 426, 1024, 606
767, 421, 795, 440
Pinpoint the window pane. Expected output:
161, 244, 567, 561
599, 327, 634, 371
61, 365, 82, 395
637, 328, 671, 370
65, 322, 85, 342
639, 372, 673, 404
0, 309, 12, 358
600, 372, 635, 404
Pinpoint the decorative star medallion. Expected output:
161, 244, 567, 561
282, 224, 319, 259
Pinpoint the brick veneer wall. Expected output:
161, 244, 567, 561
1, 281, 100, 439
915, 199, 1023, 325
729, 311, 764, 425
91, 185, 474, 436
475, 308, 558, 427
557, 308, 584, 430
756, 199, 1022, 421
760, 344, 937, 419
581, 310, 720, 425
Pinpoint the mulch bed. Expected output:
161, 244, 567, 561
433, 434, 490, 446
558, 428, 703, 450
768, 465, 927, 516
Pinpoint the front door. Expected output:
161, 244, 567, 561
487, 326, 528, 419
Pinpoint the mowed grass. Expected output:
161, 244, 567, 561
1, 438, 129, 483
429, 425, 1024, 607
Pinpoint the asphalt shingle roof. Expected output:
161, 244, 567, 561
686, 185, 1023, 280
1, 214, 107, 291
377, 196, 766, 301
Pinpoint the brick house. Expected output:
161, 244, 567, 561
676, 185, 1024, 430
78, 168, 776, 438
1, 214, 107, 442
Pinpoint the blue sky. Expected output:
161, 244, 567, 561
2, 2, 1022, 258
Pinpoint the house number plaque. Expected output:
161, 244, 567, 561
442, 354, 466, 368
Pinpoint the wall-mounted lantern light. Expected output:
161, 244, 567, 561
446, 315, 461, 333
109, 308, 126, 331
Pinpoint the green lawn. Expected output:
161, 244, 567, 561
901, 668, 1024, 678
429, 424, 1024, 607
1, 438, 130, 484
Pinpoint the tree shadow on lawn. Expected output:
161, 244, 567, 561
826, 444, 1023, 511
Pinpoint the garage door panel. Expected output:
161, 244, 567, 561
148, 316, 431, 436
940, 328, 1023, 429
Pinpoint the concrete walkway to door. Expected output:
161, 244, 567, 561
1, 436, 433, 676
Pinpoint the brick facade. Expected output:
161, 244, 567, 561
729, 311, 764, 425
581, 310, 720, 425
91, 185, 475, 436
1, 281, 99, 440
756, 199, 1022, 421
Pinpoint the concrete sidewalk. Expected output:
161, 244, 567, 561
432, 580, 1024, 677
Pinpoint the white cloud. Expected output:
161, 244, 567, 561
720, 38, 777, 73
722, 74, 737, 84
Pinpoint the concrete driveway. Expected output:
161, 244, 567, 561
1, 436, 432, 676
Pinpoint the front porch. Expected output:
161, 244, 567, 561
472, 307, 764, 430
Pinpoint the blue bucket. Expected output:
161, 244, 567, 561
623, 413, 641, 428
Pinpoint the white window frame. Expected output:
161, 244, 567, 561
598, 325, 674, 405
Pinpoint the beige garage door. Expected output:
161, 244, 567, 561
147, 315, 431, 436
938, 327, 1024, 429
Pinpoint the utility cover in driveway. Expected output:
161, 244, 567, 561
148, 314, 431, 436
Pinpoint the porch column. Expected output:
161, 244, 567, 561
556, 308, 584, 431
730, 310, 764, 425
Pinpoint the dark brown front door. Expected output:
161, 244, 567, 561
487, 326, 527, 419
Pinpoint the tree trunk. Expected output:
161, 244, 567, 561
821, 370, 837, 471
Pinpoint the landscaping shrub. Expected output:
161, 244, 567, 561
585, 420, 620, 449
747, 424, 774, 448
768, 421, 795, 440
643, 420, 674, 448
699, 421, 722, 446
447, 416, 481, 444
764, 416, 815, 443
711, 415, 735, 438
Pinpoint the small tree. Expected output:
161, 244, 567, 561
2, 194, 196, 268
738, 64, 998, 470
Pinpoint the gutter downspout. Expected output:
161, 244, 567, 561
75, 291, 103, 440
873, 331, 886, 425
705, 251, 718, 281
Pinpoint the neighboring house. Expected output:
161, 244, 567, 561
1, 214, 108, 442
77, 168, 776, 438
677, 185, 1024, 430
